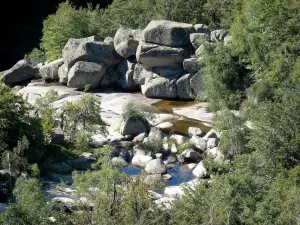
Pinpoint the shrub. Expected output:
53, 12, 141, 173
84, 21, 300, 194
121, 101, 157, 122
24, 48, 46, 65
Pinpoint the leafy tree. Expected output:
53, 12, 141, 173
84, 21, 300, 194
0, 178, 70, 224
35, 89, 59, 143
24, 48, 46, 65
0, 82, 45, 166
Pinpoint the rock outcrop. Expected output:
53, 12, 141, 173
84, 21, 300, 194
142, 20, 195, 47
0, 60, 38, 85
39, 58, 64, 82
67, 61, 106, 89
114, 27, 141, 58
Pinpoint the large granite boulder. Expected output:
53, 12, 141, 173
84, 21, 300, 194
192, 161, 208, 178
183, 58, 200, 73
67, 61, 106, 89
132, 154, 153, 168
142, 20, 195, 47
120, 116, 149, 136
136, 41, 189, 68
141, 77, 177, 99
117, 59, 137, 90
190, 135, 207, 151
210, 29, 228, 42
178, 149, 201, 163
99, 68, 120, 88
66, 158, 92, 170
58, 64, 68, 84
0, 60, 38, 85
190, 72, 204, 98
39, 58, 64, 82
62, 36, 121, 69
114, 27, 142, 58
145, 159, 167, 174
176, 74, 193, 100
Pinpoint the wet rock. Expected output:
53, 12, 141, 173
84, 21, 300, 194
188, 127, 204, 137
163, 154, 177, 165
117, 59, 137, 90
133, 133, 147, 143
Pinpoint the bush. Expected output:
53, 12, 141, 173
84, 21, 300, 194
24, 48, 45, 65
121, 101, 157, 122
200, 43, 249, 111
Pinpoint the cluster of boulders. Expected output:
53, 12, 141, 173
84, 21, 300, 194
0, 20, 230, 100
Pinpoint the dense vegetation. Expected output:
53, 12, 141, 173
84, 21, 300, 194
29, 0, 231, 62
2, 0, 300, 224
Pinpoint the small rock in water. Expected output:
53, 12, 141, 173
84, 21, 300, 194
132, 155, 153, 167
171, 144, 178, 154
188, 127, 204, 137
133, 132, 147, 143
162, 174, 172, 180
112, 157, 129, 167
187, 163, 197, 170
156, 122, 174, 130
164, 154, 177, 165
145, 159, 167, 174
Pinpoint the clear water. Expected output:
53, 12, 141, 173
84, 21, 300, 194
120, 163, 195, 186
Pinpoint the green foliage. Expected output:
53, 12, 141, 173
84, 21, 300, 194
0, 178, 69, 224
60, 92, 105, 145
141, 138, 164, 155
201, 43, 249, 111
35, 89, 59, 143
177, 142, 195, 154
41, 1, 104, 61
121, 101, 157, 122
2, 136, 29, 173
40, 0, 233, 61
0, 83, 45, 166
24, 48, 46, 65
72, 147, 166, 224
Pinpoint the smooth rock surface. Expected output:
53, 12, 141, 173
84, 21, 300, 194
132, 155, 153, 168
176, 73, 193, 100
192, 161, 208, 178
142, 20, 195, 47
67, 61, 106, 89
145, 159, 167, 174
183, 58, 200, 73
114, 27, 141, 58
137, 41, 189, 68
39, 58, 64, 82
62, 37, 121, 69
1, 60, 38, 85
